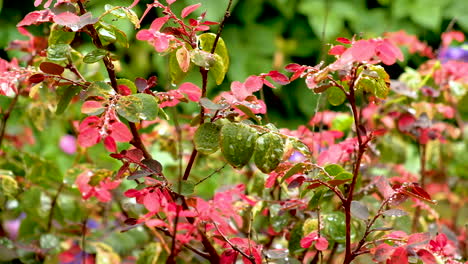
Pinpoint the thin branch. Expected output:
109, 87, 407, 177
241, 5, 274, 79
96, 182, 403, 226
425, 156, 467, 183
0, 92, 19, 149
47, 183, 64, 232
213, 222, 256, 264
210, 0, 233, 54
195, 163, 227, 186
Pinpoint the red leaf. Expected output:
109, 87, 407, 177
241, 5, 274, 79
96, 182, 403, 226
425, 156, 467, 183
328, 45, 346, 55
285, 63, 302, 72
417, 249, 437, 264
29, 73, 45, 83
181, 3, 202, 18
109, 122, 133, 142
143, 191, 160, 212
300, 232, 318, 248
336, 37, 351, 44
118, 85, 132, 96
103, 136, 117, 152
397, 113, 416, 132
125, 149, 144, 163
387, 247, 408, 264
81, 100, 104, 115
146, 219, 167, 227
178, 82, 201, 102
77, 127, 100, 148
407, 232, 431, 245
315, 237, 329, 251
267, 71, 290, 85
40, 62, 64, 75
244, 75, 263, 93
220, 249, 238, 264
372, 243, 394, 262
150, 16, 170, 31
79, 116, 101, 131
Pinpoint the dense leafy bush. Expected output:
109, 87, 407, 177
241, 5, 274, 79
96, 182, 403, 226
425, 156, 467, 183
0, 1, 467, 264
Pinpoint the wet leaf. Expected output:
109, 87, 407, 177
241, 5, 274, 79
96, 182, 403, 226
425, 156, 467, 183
116, 93, 159, 123
40, 61, 64, 75
327, 86, 346, 106
83, 49, 108, 64
220, 122, 258, 168
382, 209, 407, 217
254, 132, 284, 173
194, 123, 221, 155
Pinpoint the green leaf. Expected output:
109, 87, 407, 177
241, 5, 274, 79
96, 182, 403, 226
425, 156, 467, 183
308, 189, 324, 209
254, 132, 284, 173
288, 223, 304, 255
198, 33, 229, 84
190, 49, 216, 68
86, 81, 115, 98
327, 86, 346, 106
220, 122, 258, 168
113, 26, 129, 48
97, 23, 117, 45
47, 44, 71, 63
235, 104, 261, 124
83, 49, 108, 64
104, 4, 140, 29
323, 212, 346, 242
172, 180, 195, 196
117, 79, 137, 94
331, 114, 353, 132
56, 85, 81, 114
49, 25, 76, 45
116, 93, 159, 123
324, 164, 344, 176
194, 123, 221, 155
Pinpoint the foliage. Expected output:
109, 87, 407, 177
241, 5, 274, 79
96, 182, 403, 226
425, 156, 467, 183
0, 1, 467, 264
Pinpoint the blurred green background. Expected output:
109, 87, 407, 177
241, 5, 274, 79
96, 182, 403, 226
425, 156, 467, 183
1, 0, 467, 128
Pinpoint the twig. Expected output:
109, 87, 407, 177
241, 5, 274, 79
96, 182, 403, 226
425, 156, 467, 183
0, 92, 19, 149
81, 215, 88, 264
213, 222, 256, 264
210, 0, 233, 54
412, 143, 427, 232
47, 183, 64, 232
195, 163, 227, 186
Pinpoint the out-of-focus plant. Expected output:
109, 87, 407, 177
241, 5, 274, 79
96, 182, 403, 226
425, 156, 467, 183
0, 1, 467, 264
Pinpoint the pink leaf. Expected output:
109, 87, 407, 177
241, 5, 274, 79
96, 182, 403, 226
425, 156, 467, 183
178, 82, 201, 102
34, 0, 42, 6
231, 81, 249, 101
315, 237, 329, 251
154, 34, 171, 52
81, 101, 104, 115
143, 191, 160, 212
244, 75, 263, 93
78, 127, 100, 148
329, 45, 346, 55
300, 232, 318, 248
109, 122, 133, 142
53, 12, 98, 32
136, 30, 153, 41
150, 16, 170, 31
350, 40, 375, 62
181, 3, 202, 18
146, 219, 167, 227
103, 136, 117, 152
166, 0, 177, 4
17, 10, 53, 27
